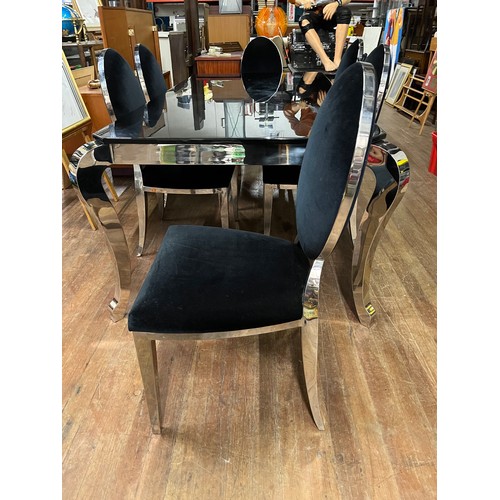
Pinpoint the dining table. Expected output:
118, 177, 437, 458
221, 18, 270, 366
69, 70, 410, 326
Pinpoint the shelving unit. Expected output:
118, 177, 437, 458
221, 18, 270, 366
393, 71, 436, 135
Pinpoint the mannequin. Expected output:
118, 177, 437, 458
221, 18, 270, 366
290, 0, 352, 72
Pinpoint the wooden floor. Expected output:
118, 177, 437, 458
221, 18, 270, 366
62, 105, 437, 499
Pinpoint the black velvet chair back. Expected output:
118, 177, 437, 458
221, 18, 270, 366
335, 38, 362, 80
97, 48, 146, 123
365, 44, 391, 122
134, 43, 168, 102
295, 62, 376, 260
241, 36, 283, 102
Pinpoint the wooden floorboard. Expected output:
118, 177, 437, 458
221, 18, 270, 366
62, 104, 437, 499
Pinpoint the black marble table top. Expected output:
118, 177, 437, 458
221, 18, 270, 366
93, 72, 334, 146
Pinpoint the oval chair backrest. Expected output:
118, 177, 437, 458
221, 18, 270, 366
365, 44, 391, 122
295, 62, 377, 261
335, 38, 363, 80
241, 36, 283, 102
97, 48, 146, 123
134, 43, 168, 103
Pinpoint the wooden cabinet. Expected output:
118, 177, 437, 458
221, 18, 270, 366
207, 14, 250, 50
98, 6, 161, 69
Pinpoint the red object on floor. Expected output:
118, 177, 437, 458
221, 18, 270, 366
428, 130, 437, 176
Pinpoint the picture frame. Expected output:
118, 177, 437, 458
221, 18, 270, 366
219, 0, 242, 14
385, 62, 412, 106
62, 51, 91, 137
422, 51, 437, 94
382, 7, 405, 83
73, 0, 102, 30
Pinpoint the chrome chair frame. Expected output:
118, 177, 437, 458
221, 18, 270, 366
131, 62, 377, 434
348, 140, 410, 326
97, 53, 117, 124
349, 43, 392, 240
374, 45, 391, 121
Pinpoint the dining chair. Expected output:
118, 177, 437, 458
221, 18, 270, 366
133, 43, 239, 255
241, 36, 283, 102
364, 44, 391, 142
98, 47, 238, 257
98, 48, 147, 122
128, 61, 377, 434
262, 38, 364, 236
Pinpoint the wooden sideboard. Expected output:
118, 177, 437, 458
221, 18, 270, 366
195, 52, 242, 77
78, 85, 112, 133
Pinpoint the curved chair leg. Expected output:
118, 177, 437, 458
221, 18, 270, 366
133, 334, 162, 434
301, 318, 325, 431
62, 148, 98, 230
134, 165, 147, 256
350, 142, 410, 326
263, 184, 274, 236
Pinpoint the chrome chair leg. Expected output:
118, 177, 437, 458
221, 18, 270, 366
350, 143, 410, 326
263, 184, 274, 236
301, 317, 325, 431
231, 168, 239, 223
156, 193, 165, 220
134, 165, 147, 256
219, 189, 229, 229
133, 334, 162, 434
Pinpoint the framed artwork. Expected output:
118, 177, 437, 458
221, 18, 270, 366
73, 0, 102, 30
422, 51, 437, 94
362, 27, 383, 55
62, 52, 91, 137
385, 62, 412, 106
382, 7, 405, 81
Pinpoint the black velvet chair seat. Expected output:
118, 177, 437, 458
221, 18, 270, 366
128, 225, 311, 334
141, 165, 236, 190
